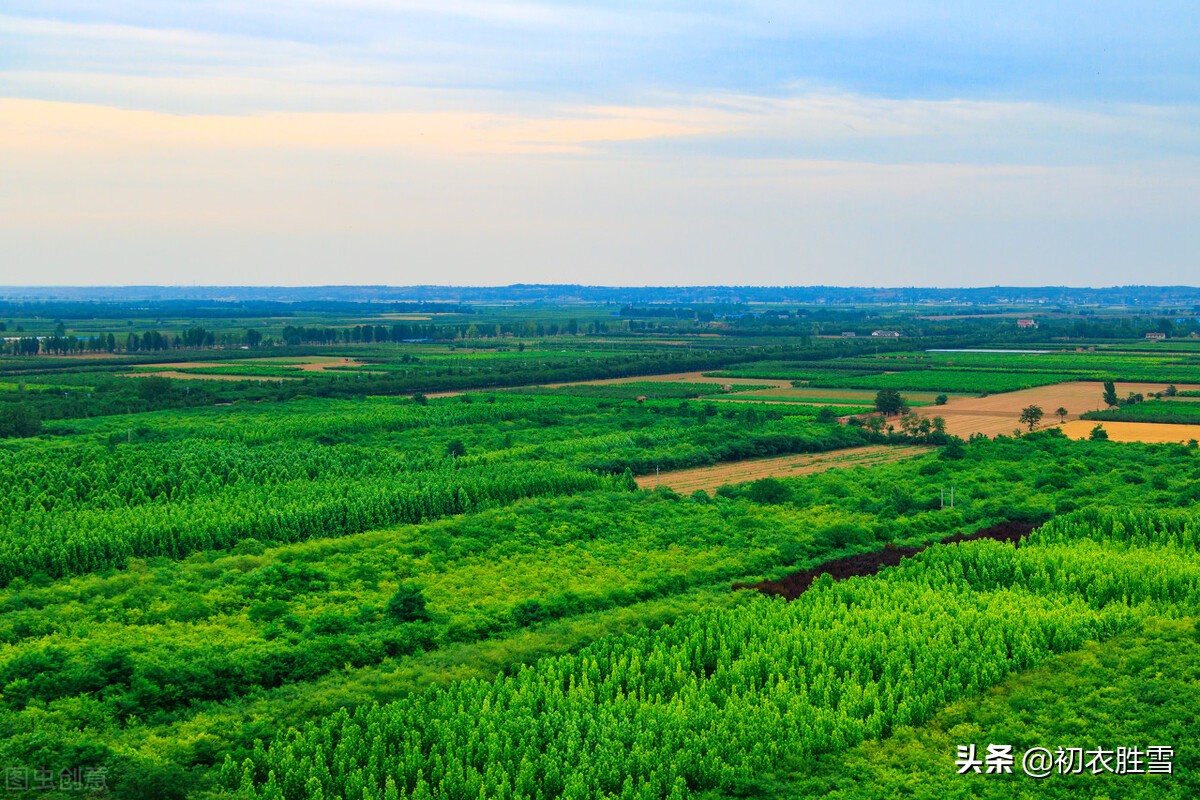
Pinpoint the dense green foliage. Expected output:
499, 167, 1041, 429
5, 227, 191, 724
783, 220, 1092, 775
810, 369, 1069, 394
230, 504, 1200, 800
1084, 399, 1200, 426
5, 434, 1200, 797
0, 395, 880, 583
5, 301, 1200, 800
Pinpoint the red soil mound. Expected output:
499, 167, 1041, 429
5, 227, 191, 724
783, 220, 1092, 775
734, 520, 1037, 600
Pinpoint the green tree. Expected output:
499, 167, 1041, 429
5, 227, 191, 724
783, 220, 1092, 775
1019, 405, 1045, 431
874, 389, 907, 417
0, 405, 42, 438
746, 477, 790, 504
446, 439, 467, 459
386, 584, 432, 624
1055, 407, 1069, 424
935, 394, 948, 406
1102, 380, 1119, 408
1090, 423, 1109, 441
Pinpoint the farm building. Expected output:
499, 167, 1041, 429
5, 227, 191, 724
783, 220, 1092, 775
871, 330, 901, 338
841, 331, 857, 338
1145, 332, 1167, 341
1016, 319, 1038, 329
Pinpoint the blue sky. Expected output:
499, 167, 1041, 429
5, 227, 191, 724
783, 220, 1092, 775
1, 2, 1197, 286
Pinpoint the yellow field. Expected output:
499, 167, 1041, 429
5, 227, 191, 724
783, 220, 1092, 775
635, 445, 930, 493
1058, 420, 1200, 444
914, 381, 1200, 438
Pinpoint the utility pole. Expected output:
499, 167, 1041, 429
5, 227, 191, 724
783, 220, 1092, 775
655, 465, 660, 488
941, 485, 955, 508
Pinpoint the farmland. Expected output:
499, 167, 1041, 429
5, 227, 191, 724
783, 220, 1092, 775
3, 293, 1200, 799
635, 445, 930, 492
912, 381, 1200, 439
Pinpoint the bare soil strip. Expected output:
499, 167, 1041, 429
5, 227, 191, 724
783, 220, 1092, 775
116, 370, 296, 382
543, 371, 793, 390
735, 521, 1036, 600
134, 356, 363, 373
635, 444, 930, 493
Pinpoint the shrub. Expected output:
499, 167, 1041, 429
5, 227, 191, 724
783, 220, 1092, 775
746, 477, 791, 505
386, 583, 432, 624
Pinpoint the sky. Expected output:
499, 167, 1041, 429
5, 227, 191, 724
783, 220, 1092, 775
1, 2, 1198, 287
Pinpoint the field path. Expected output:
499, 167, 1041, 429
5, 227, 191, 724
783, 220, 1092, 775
636, 444, 930, 493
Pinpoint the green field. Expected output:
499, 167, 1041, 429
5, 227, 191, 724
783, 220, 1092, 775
3, 297, 1200, 799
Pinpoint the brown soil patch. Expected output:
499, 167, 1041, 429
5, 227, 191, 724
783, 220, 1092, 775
915, 381, 1200, 438
735, 521, 1037, 600
133, 356, 363, 373
289, 357, 364, 372
636, 444, 930, 493
1058, 419, 1200, 444
544, 370, 793, 390
117, 370, 296, 382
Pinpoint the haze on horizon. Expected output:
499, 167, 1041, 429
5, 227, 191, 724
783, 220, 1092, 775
2, 2, 1198, 288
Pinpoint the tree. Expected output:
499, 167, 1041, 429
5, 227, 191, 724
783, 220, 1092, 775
1102, 380, 1119, 408
385, 584, 432, 624
137, 375, 173, 402
935, 394, 948, 406
1019, 404, 1044, 431
0, 405, 41, 438
874, 389, 907, 417
1056, 407, 1069, 424
746, 477, 790, 504
940, 438, 965, 460
1166, 384, 1178, 397
1090, 423, 1109, 441
446, 439, 466, 459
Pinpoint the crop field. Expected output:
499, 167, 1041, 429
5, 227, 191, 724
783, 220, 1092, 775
911, 381, 1200, 438
1059, 419, 1200, 443
507, 381, 773, 401
545, 370, 793, 389
634, 444, 930, 492
715, 387, 938, 406
4, 297, 1200, 799
811, 368, 1073, 393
